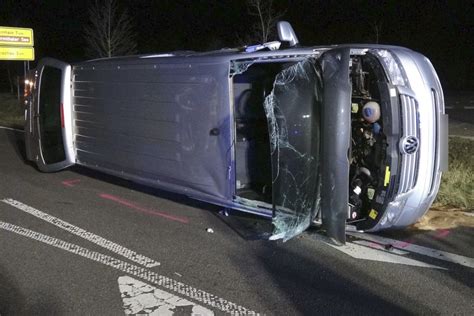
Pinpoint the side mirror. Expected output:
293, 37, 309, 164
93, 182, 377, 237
277, 21, 299, 47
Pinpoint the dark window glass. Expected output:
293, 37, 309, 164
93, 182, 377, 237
39, 66, 65, 164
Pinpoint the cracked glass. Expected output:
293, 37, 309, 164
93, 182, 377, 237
264, 58, 323, 241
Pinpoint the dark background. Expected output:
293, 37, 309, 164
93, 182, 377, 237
0, 0, 473, 91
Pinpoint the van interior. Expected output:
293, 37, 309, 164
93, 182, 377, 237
232, 62, 287, 206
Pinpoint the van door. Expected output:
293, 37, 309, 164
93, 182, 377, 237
264, 58, 324, 241
31, 58, 74, 172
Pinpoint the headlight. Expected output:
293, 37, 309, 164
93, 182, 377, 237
373, 49, 407, 86
377, 198, 407, 228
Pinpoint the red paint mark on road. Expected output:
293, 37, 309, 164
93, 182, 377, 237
62, 179, 81, 187
434, 229, 450, 239
368, 242, 383, 249
98, 193, 189, 224
393, 239, 413, 249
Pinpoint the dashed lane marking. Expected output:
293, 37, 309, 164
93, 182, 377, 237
2, 198, 160, 268
0, 220, 259, 315
118, 276, 214, 315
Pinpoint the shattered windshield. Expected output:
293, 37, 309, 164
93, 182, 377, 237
264, 58, 323, 241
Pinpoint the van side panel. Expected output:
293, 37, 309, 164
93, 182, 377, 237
71, 60, 232, 200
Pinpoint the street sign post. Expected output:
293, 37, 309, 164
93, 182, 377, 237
0, 46, 35, 61
0, 26, 35, 62
0, 26, 34, 46
0, 26, 35, 99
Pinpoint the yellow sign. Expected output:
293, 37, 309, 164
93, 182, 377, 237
0, 26, 34, 46
384, 166, 391, 187
0, 46, 35, 61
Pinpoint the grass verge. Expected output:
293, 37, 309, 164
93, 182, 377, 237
434, 136, 474, 211
0, 93, 24, 129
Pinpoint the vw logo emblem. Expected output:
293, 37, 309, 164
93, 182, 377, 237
400, 136, 419, 154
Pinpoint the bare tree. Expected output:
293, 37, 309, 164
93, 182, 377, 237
84, 0, 137, 58
371, 20, 382, 44
246, 0, 284, 44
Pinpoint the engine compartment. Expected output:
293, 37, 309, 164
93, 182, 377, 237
348, 54, 390, 224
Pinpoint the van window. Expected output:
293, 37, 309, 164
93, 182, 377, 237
39, 66, 65, 164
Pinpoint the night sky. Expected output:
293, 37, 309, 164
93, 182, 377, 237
1, 0, 473, 90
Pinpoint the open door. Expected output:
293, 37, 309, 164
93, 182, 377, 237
319, 48, 351, 245
29, 58, 74, 172
264, 58, 324, 241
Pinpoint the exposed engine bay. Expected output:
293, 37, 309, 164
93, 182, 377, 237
348, 54, 389, 223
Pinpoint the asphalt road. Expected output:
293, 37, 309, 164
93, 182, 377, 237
0, 127, 473, 315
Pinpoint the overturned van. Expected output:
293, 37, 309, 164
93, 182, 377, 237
24, 23, 448, 244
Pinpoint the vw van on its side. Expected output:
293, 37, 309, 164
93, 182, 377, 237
24, 23, 448, 244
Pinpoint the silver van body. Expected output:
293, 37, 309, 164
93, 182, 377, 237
25, 44, 448, 244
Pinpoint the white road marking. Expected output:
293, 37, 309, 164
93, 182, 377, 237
118, 276, 214, 315
327, 241, 445, 269
348, 232, 474, 269
351, 240, 410, 255
310, 232, 443, 269
2, 198, 160, 268
0, 220, 259, 315
0, 125, 24, 132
